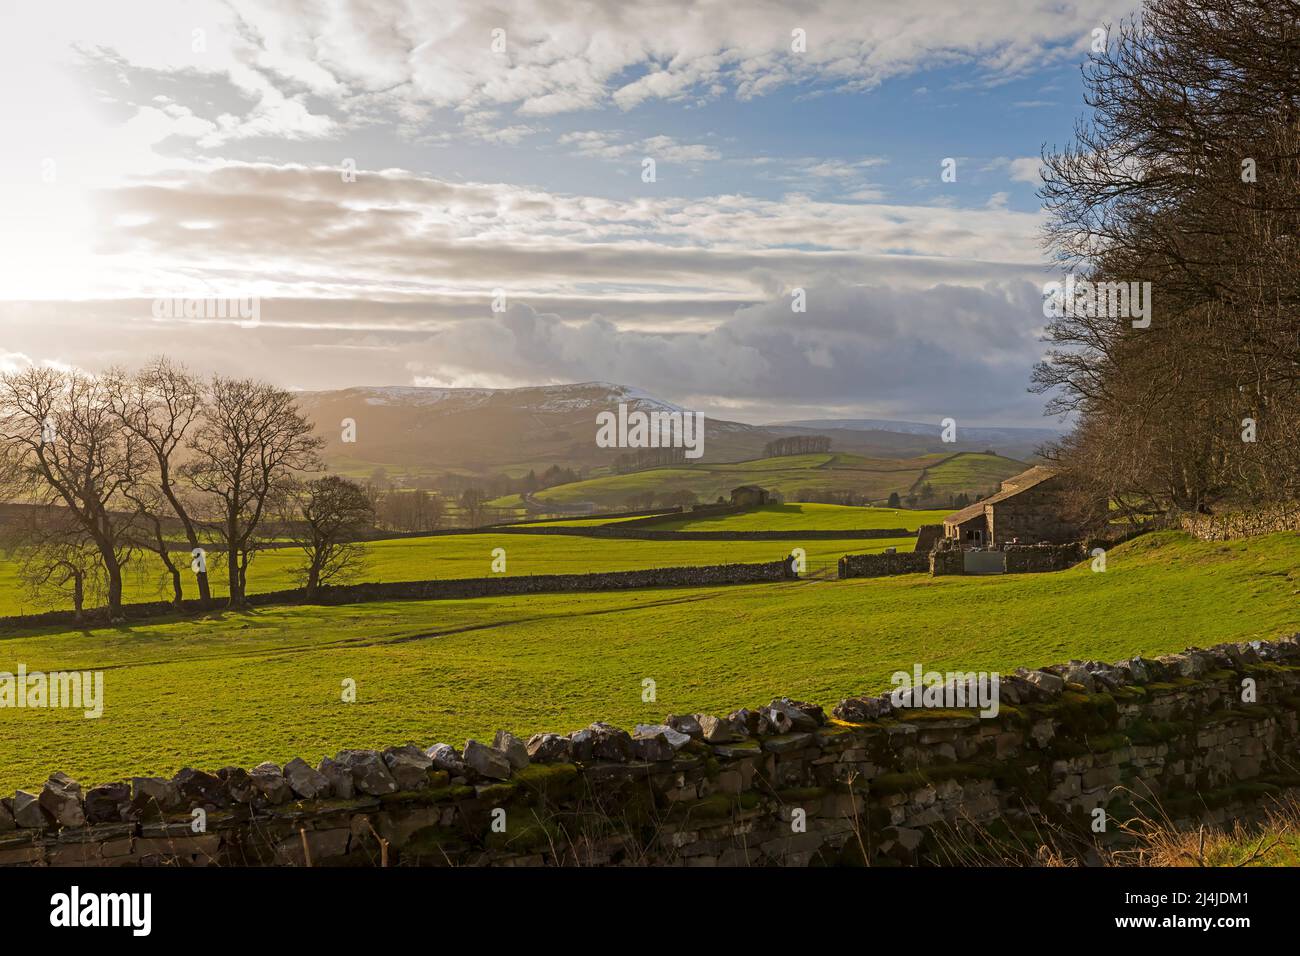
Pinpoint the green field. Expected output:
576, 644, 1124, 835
912, 452, 1032, 494
510, 515, 657, 528
495, 451, 1025, 511
1, 531, 1296, 792
648, 503, 951, 532
0, 531, 913, 616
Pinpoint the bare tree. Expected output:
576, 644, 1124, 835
459, 486, 489, 527
8, 505, 104, 621
0, 368, 145, 618
1035, 0, 1300, 516
183, 376, 324, 607
106, 358, 212, 605
289, 475, 374, 598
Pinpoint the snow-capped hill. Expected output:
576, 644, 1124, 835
350, 386, 495, 408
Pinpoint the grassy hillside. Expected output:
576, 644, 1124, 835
911, 452, 1029, 495
0, 532, 912, 617
1, 531, 1296, 791
506, 451, 1025, 511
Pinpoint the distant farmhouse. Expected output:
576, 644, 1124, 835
942, 466, 1079, 546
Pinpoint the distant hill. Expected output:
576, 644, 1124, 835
298, 382, 759, 479
771, 418, 1063, 461
296, 382, 1051, 480
499, 450, 1026, 513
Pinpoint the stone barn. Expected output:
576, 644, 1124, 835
730, 485, 770, 508
942, 466, 1079, 546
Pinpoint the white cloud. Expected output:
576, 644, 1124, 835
20, 0, 1137, 152
560, 131, 720, 163
1008, 157, 1044, 183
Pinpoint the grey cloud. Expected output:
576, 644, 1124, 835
409, 279, 1055, 423
0, 278, 1056, 425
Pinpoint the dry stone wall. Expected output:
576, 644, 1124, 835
492, 526, 910, 540
1181, 508, 1300, 540
3, 636, 1298, 867
1004, 543, 1087, 573
0, 560, 795, 633
929, 546, 965, 576
838, 551, 929, 578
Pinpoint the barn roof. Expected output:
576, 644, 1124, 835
942, 465, 1059, 527
943, 501, 987, 526
995, 465, 1058, 495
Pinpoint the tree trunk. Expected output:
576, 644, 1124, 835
168, 565, 183, 608
160, 471, 211, 606
226, 513, 243, 607
105, 561, 124, 620
227, 551, 242, 607
195, 567, 212, 605
154, 541, 184, 609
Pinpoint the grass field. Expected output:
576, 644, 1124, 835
1, 530, 1296, 792
0, 531, 913, 616
648, 503, 951, 532
495, 451, 1025, 511
510, 515, 657, 527
912, 452, 1032, 494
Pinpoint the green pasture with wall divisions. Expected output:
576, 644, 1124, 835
0, 530, 915, 617
1, 531, 1296, 792
647, 503, 950, 532
498, 451, 1025, 511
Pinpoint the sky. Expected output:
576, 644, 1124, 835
0, 0, 1139, 426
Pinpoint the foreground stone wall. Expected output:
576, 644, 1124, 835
3, 637, 1298, 867
1181, 508, 1300, 540
838, 551, 929, 578
0, 560, 795, 633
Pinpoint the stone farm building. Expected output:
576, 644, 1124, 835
730, 485, 770, 508
942, 465, 1078, 546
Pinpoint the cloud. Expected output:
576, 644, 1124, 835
560, 131, 720, 163
0, 270, 1057, 424
59, 163, 1046, 306
399, 279, 1054, 423
34, 0, 1136, 149
1008, 157, 1044, 183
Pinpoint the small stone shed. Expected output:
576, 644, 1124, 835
730, 485, 770, 508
